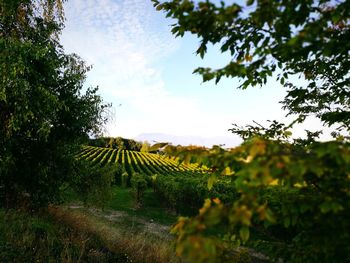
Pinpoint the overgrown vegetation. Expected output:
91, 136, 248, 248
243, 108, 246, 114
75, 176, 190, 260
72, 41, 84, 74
0, 208, 126, 262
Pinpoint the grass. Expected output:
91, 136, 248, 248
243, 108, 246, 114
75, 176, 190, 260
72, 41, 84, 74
0, 208, 126, 262
44, 184, 182, 262
0, 182, 183, 262
48, 205, 180, 263
106, 186, 178, 226
0, 204, 180, 263
1, 183, 263, 263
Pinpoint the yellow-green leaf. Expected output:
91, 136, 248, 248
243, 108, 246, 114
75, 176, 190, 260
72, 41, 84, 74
239, 226, 250, 243
207, 175, 217, 190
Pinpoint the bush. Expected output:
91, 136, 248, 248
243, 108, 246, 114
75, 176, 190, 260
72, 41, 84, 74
112, 164, 125, 185
168, 139, 350, 262
249, 185, 350, 262
121, 172, 130, 188
155, 173, 239, 214
151, 174, 158, 192
130, 173, 148, 206
70, 160, 115, 209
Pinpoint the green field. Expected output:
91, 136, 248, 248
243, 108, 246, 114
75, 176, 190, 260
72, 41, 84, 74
77, 145, 203, 177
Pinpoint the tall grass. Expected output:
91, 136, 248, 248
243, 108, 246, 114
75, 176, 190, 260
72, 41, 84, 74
0, 208, 126, 262
49, 206, 180, 263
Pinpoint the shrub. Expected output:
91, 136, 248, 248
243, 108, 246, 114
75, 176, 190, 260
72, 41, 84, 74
130, 173, 148, 206
70, 160, 115, 209
121, 172, 129, 188
112, 164, 124, 185
154, 173, 239, 214
151, 174, 158, 192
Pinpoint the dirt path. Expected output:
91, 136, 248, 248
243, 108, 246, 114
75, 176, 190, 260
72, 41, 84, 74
50, 205, 270, 263
49, 205, 179, 263
66, 204, 174, 241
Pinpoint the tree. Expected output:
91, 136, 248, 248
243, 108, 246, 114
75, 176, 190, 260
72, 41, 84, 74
140, 141, 151, 152
153, 0, 350, 131
153, 0, 350, 262
0, 0, 109, 207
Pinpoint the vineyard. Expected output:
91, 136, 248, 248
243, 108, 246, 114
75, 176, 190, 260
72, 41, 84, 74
77, 145, 238, 215
77, 145, 203, 177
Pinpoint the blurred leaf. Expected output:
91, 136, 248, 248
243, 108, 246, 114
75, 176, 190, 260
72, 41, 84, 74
207, 174, 217, 190
239, 226, 250, 243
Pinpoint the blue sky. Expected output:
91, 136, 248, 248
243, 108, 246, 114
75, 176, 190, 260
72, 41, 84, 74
61, 0, 332, 145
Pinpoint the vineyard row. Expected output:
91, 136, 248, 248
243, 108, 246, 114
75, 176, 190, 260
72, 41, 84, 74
77, 146, 204, 177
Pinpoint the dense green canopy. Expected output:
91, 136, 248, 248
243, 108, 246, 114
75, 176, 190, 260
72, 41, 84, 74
0, 0, 109, 207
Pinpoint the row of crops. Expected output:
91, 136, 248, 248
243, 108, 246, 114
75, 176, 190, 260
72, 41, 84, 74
78, 145, 238, 215
77, 145, 203, 177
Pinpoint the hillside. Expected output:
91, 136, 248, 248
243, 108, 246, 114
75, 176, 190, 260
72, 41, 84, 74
135, 133, 241, 148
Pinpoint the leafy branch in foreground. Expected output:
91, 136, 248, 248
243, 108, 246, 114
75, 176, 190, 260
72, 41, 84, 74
153, 0, 350, 131
154, 1, 350, 261
165, 137, 350, 262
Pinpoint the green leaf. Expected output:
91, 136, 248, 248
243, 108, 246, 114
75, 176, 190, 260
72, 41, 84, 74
320, 202, 331, 213
265, 209, 276, 223
207, 174, 217, 190
284, 217, 291, 228
280, 77, 285, 85
284, 130, 292, 137
156, 4, 163, 11
239, 226, 250, 242
247, 0, 254, 6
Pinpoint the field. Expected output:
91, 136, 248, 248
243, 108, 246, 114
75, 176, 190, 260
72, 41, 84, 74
75, 145, 240, 213
77, 145, 204, 177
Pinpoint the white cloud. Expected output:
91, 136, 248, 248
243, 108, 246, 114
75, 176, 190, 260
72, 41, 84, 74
61, 0, 210, 137
61, 0, 333, 141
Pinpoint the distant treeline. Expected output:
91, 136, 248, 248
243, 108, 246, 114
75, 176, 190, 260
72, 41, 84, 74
89, 137, 142, 151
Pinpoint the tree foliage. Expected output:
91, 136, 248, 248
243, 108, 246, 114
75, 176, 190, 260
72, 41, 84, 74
89, 137, 142, 151
70, 160, 116, 209
165, 133, 350, 262
153, 0, 350, 261
0, 0, 109, 207
153, 0, 350, 131
131, 172, 148, 206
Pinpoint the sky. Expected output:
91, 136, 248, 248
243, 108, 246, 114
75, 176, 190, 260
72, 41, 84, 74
60, 0, 333, 146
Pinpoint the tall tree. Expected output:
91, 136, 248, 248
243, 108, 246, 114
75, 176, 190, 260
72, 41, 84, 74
0, 0, 109, 207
